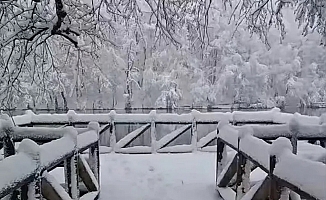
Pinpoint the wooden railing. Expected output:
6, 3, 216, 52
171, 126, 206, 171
215, 117, 326, 200
10, 108, 325, 154
0, 113, 101, 200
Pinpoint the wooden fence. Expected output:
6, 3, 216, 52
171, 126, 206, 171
10, 108, 325, 154
216, 117, 326, 200
1, 108, 326, 199
0, 114, 102, 200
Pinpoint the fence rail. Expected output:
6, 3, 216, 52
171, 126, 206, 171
0, 114, 102, 200
7, 108, 326, 154
1, 108, 326, 200
216, 120, 326, 200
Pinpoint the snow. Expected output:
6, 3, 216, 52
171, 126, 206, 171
156, 124, 192, 149
12, 111, 32, 126
114, 113, 151, 123
269, 137, 293, 158
157, 145, 193, 153
274, 151, 326, 200
297, 142, 326, 164
0, 152, 37, 196
68, 113, 109, 124
240, 135, 270, 171
241, 179, 265, 200
17, 139, 40, 161
194, 112, 233, 123
49, 153, 221, 200
13, 126, 71, 140
238, 126, 254, 139
216, 187, 236, 200
115, 124, 150, 149
155, 113, 193, 123
237, 124, 291, 138
99, 153, 220, 200
115, 146, 152, 154
232, 108, 320, 124
40, 130, 77, 168
79, 192, 99, 200
30, 113, 68, 124
10, 109, 326, 130
218, 123, 239, 148
149, 110, 157, 120
77, 130, 99, 150
82, 146, 113, 154
197, 131, 217, 148
250, 168, 267, 186
43, 172, 72, 200
232, 108, 281, 123
200, 145, 217, 152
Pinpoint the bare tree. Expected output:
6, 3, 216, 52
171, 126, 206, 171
224, 0, 326, 47
0, 0, 215, 110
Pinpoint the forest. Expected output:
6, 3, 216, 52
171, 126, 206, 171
1, 0, 326, 111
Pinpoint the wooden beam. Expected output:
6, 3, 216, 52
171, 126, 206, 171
115, 124, 151, 149
197, 130, 217, 149
42, 174, 72, 200
157, 124, 192, 149
78, 155, 99, 192
64, 154, 79, 199
217, 153, 238, 187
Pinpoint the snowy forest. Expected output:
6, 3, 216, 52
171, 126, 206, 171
1, 0, 326, 111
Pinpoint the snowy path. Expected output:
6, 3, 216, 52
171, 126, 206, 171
98, 153, 222, 200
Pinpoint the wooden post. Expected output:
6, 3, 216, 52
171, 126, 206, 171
150, 121, 156, 153
67, 110, 77, 127
88, 122, 100, 183
191, 111, 198, 152
216, 129, 226, 184
289, 117, 299, 154
319, 115, 326, 148
150, 110, 156, 153
64, 131, 79, 199
3, 135, 15, 158
235, 136, 247, 200
269, 155, 281, 200
20, 185, 28, 200
109, 111, 116, 151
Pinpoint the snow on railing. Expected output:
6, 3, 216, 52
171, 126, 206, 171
6, 108, 326, 154
0, 121, 101, 200
13, 107, 322, 126
271, 139, 326, 200
216, 122, 326, 200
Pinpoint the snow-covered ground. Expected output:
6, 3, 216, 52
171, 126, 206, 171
98, 153, 221, 200
51, 152, 221, 200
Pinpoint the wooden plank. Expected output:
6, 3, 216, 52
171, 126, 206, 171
275, 176, 319, 200
42, 175, 72, 200
217, 153, 237, 187
244, 176, 270, 200
79, 191, 99, 200
197, 130, 217, 148
115, 124, 150, 149
156, 124, 192, 150
99, 123, 111, 135
269, 155, 281, 200
78, 155, 99, 192
216, 186, 236, 200
64, 154, 79, 198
